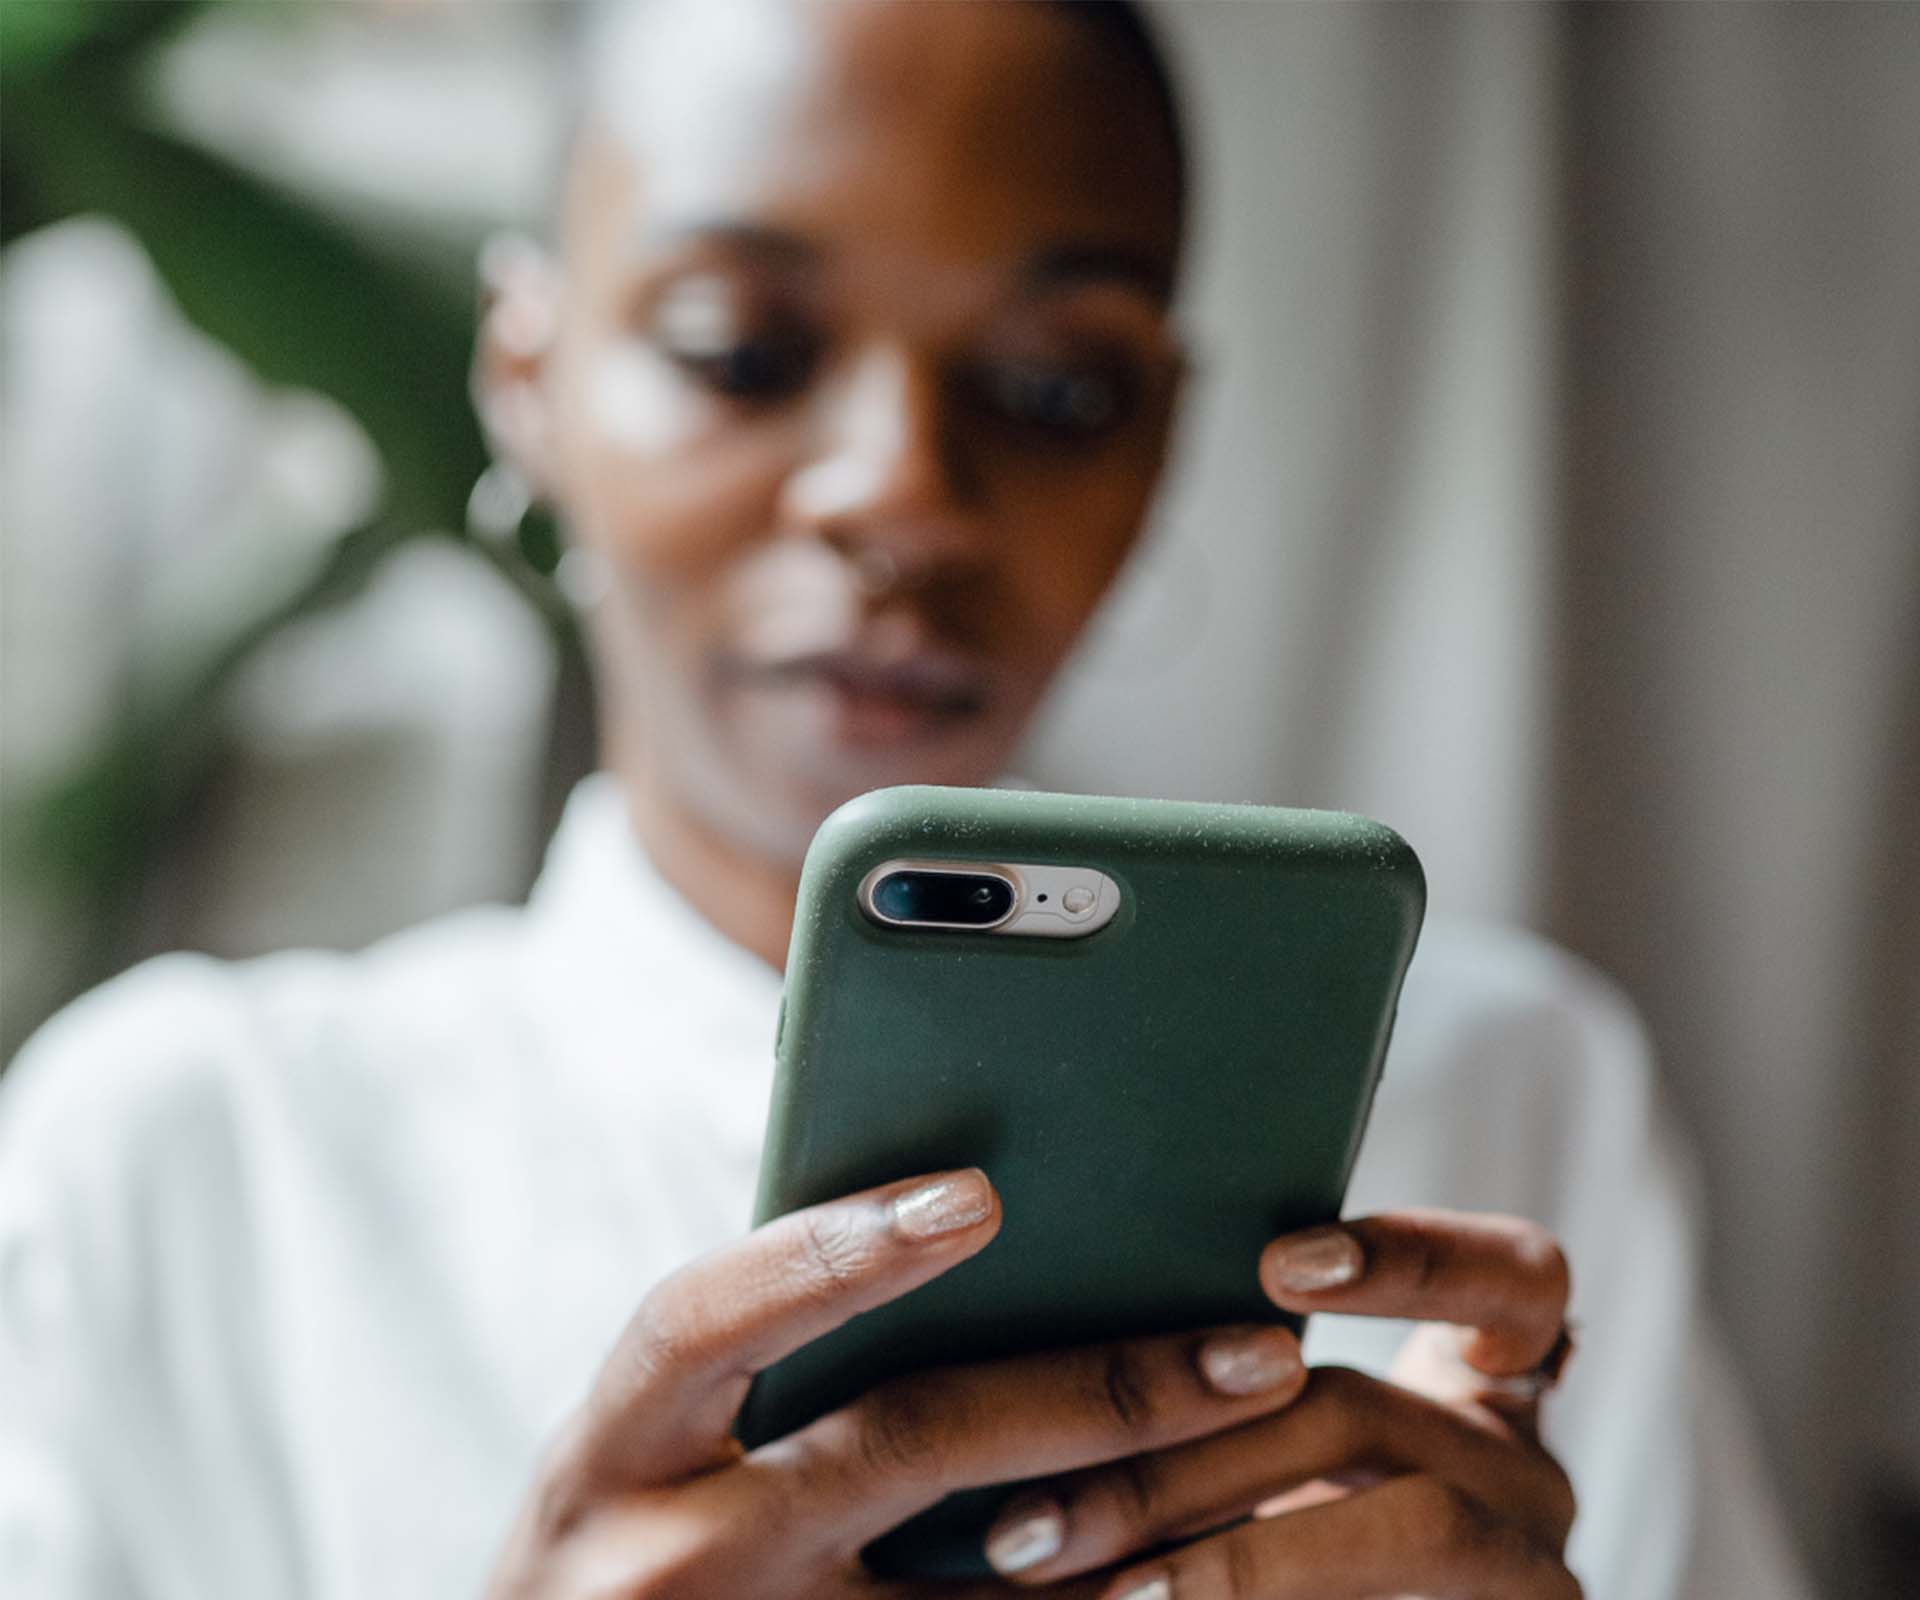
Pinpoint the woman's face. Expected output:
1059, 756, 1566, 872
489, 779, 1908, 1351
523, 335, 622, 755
485, 0, 1185, 864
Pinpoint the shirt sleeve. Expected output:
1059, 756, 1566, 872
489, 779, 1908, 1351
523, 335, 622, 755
1339, 925, 1815, 1599
0, 956, 305, 1600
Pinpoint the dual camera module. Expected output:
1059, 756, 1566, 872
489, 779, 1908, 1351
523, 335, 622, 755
861, 862, 1115, 937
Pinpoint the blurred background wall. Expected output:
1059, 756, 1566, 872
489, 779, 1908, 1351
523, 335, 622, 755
2, 2, 1915, 1593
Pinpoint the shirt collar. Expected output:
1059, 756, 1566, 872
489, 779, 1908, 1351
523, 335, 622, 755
525, 773, 783, 1039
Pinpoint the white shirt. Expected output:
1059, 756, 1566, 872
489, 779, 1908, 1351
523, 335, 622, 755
0, 777, 1810, 1598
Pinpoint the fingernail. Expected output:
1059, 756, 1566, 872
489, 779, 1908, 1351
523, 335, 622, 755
1266, 1226, 1365, 1293
985, 1498, 1065, 1573
1104, 1574, 1172, 1600
1198, 1326, 1301, 1396
892, 1169, 994, 1240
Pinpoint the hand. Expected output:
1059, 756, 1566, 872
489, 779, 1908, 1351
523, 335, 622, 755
485, 1167, 1312, 1599
980, 1209, 1579, 1599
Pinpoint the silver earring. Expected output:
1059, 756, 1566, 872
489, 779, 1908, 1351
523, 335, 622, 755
553, 546, 612, 611
466, 459, 533, 547
467, 460, 610, 612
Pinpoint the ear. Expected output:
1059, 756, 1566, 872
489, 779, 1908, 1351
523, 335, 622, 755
472, 232, 564, 494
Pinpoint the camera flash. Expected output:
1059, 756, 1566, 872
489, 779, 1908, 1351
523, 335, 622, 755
1062, 886, 1096, 914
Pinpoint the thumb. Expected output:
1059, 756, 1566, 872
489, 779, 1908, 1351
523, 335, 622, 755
574, 1168, 1000, 1485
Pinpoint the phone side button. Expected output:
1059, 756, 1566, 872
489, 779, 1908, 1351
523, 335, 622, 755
774, 995, 788, 1055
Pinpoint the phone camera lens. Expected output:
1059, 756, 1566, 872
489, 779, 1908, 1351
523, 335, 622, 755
869, 870, 1014, 928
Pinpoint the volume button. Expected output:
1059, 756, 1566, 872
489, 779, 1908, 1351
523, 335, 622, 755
773, 995, 788, 1055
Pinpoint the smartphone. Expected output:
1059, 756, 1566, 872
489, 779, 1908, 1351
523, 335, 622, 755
737, 784, 1425, 1578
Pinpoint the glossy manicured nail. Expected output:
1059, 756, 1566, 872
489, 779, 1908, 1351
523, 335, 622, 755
1104, 1574, 1172, 1600
985, 1498, 1065, 1573
1198, 1326, 1301, 1396
892, 1169, 994, 1240
1266, 1226, 1365, 1293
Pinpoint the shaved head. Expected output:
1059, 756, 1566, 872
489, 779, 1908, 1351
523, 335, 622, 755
571, 0, 1188, 266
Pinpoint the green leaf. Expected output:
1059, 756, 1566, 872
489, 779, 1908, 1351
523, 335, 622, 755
0, 0, 195, 82
5, 68, 488, 531
0, 9, 574, 1039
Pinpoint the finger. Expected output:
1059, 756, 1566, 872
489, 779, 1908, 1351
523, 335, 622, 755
1094, 1472, 1583, 1600
1260, 1208, 1571, 1375
563, 1474, 1112, 1600
577, 1168, 1002, 1485
1392, 1318, 1562, 1433
752, 1320, 1309, 1551
981, 1364, 1576, 1582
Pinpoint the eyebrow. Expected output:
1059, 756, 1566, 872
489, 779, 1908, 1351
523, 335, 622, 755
639, 221, 1174, 303
1022, 242, 1176, 304
640, 220, 821, 269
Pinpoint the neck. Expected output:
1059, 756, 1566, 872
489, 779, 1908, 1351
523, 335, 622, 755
613, 757, 801, 974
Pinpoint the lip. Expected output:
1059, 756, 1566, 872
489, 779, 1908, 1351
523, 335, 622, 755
723, 645, 993, 747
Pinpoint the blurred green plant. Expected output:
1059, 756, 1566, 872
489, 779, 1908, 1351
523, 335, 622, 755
1, 0, 570, 1029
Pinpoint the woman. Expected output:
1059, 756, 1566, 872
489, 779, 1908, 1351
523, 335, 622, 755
0, 4, 1807, 1597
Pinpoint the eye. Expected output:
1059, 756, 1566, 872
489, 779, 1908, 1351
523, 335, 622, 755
667, 332, 821, 401
648, 276, 821, 402
973, 357, 1134, 439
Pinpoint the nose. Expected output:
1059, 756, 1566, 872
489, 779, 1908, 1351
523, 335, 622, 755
780, 345, 983, 588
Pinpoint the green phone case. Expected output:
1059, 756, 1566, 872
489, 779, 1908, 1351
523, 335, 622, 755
738, 785, 1425, 1578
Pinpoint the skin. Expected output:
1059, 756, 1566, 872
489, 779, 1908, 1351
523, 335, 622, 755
479, 3, 1580, 1595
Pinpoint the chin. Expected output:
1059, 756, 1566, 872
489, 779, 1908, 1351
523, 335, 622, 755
791, 743, 1002, 831
659, 669, 1033, 867
732, 731, 1018, 866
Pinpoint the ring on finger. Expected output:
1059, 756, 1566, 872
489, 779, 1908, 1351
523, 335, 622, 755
1477, 1321, 1578, 1402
